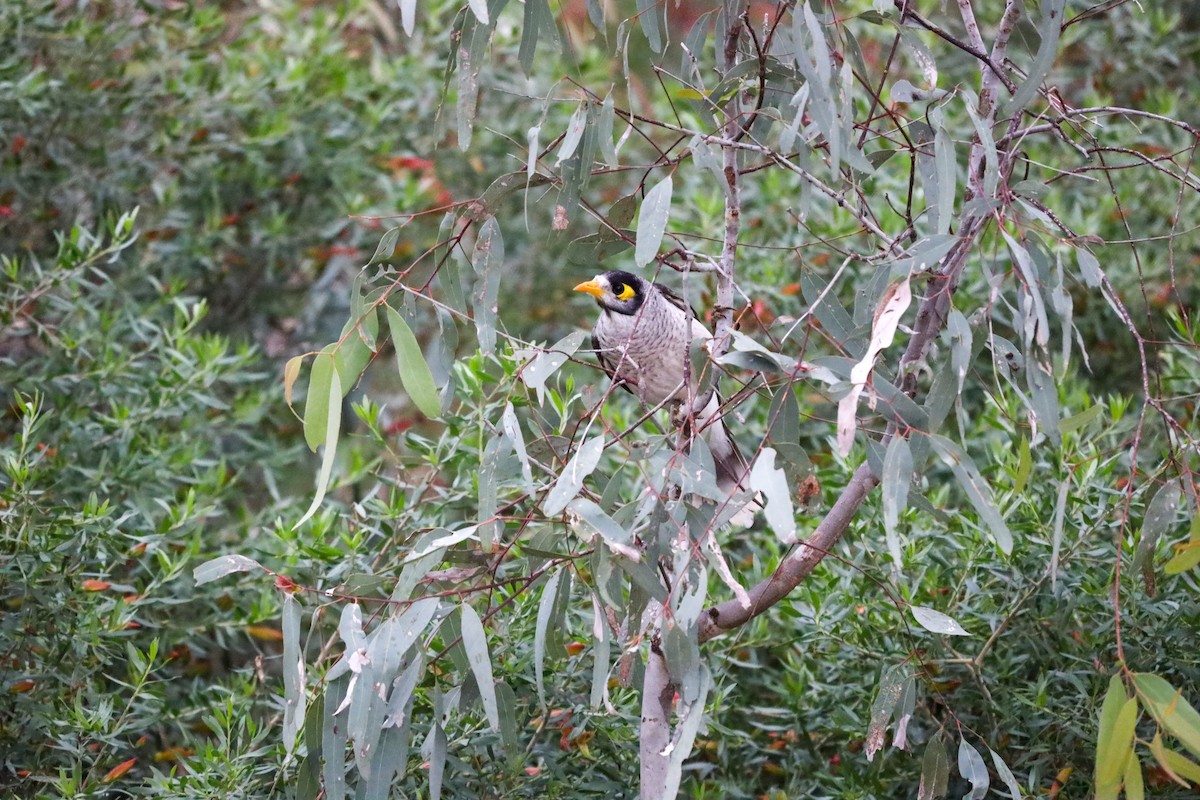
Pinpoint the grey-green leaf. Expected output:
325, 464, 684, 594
523, 329, 587, 405
424, 717, 447, 800
990, 749, 1024, 799
635, 175, 673, 267
472, 217, 504, 354
543, 434, 605, 517
911, 605, 971, 637
958, 739, 990, 800
534, 570, 562, 705
1134, 480, 1182, 572
1002, 0, 1065, 116
502, 402, 535, 496
928, 434, 1013, 554
918, 733, 949, 800
634, 0, 663, 52
193, 554, 264, 585
882, 436, 913, 569
865, 663, 907, 762
567, 497, 638, 559
368, 227, 403, 266
459, 603, 500, 731
749, 447, 796, 544
282, 594, 304, 755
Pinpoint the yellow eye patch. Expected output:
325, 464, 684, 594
613, 282, 636, 300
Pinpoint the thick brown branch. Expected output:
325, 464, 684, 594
699, 461, 878, 641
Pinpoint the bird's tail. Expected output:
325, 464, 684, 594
695, 393, 752, 497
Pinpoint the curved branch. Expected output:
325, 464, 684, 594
699, 461, 878, 641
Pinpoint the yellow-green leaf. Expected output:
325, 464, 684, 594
1059, 403, 1104, 434
1123, 754, 1144, 800
1013, 436, 1032, 494
302, 351, 336, 451
296, 368, 342, 529
1134, 673, 1200, 760
384, 306, 442, 419
1098, 674, 1128, 746
284, 355, 304, 406
332, 312, 378, 390
1149, 733, 1200, 787
1098, 696, 1138, 787
1164, 542, 1200, 575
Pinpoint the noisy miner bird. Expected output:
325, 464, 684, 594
574, 270, 755, 516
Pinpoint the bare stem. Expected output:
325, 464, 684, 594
639, 639, 675, 799
712, 12, 745, 358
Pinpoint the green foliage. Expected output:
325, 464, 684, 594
0, 0, 453, 332
263, 0, 1200, 797
0, 213, 301, 792
4, 0, 1200, 798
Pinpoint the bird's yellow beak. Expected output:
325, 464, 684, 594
573, 279, 606, 299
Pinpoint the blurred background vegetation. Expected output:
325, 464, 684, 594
1, 0, 1198, 798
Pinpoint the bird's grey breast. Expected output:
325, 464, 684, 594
594, 292, 696, 406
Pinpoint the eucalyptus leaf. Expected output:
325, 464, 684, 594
1134, 480, 1182, 572
910, 605, 970, 637
471, 218, 504, 354
459, 603, 500, 731
193, 554, 264, 585
522, 329, 587, 405
882, 436, 913, 569
957, 739, 989, 800
927, 434, 1012, 554
385, 306, 442, 419
635, 175, 673, 267
543, 434, 605, 517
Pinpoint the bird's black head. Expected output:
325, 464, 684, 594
573, 270, 647, 315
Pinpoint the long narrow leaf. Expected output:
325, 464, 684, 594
543, 435, 604, 517
282, 594, 305, 755
927, 434, 1013, 554
534, 570, 563, 705
193, 554, 264, 585
460, 604, 500, 731
958, 739, 989, 800
385, 306, 442, 419
635, 175, 672, 267
302, 351, 336, 451
882, 436, 913, 569
296, 368, 342, 529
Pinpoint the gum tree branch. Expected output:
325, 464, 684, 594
898, 5, 1017, 95
697, 216, 986, 643
641, 8, 747, 797
982, 0, 1021, 116
711, 9, 746, 358
639, 640, 675, 800
1001, 106, 1200, 144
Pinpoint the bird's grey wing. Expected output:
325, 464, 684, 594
653, 282, 700, 319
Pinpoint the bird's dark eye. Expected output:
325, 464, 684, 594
612, 281, 636, 300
